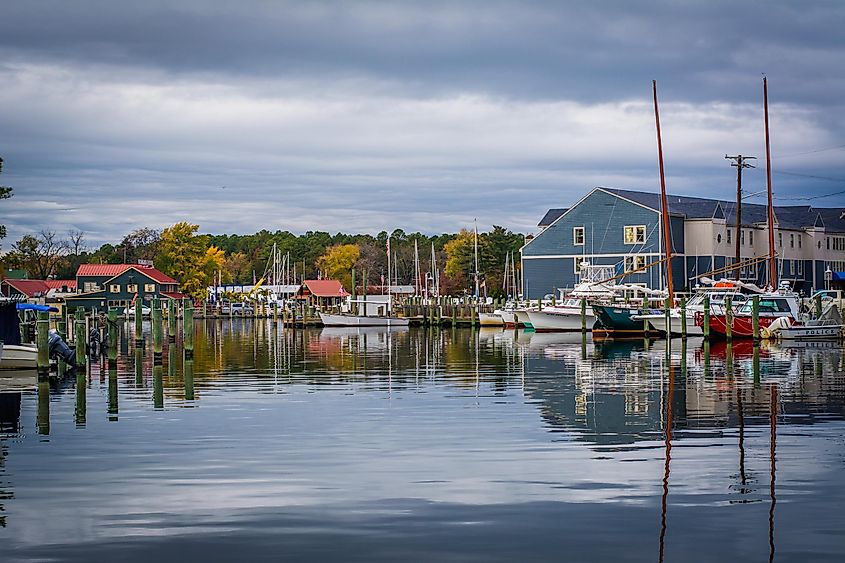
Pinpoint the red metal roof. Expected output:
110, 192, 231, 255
161, 291, 189, 300
76, 264, 177, 284
2, 279, 49, 297
44, 280, 77, 290
302, 279, 349, 298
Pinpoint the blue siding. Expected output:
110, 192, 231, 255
523, 258, 572, 300
523, 189, 661, 257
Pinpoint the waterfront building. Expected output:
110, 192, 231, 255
296, 279, 350, 309
64, 263, 186, 311
522, 187, 845, 299
1, 279, 77, 306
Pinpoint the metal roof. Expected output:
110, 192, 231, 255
538, 208, 568, 226
76, 264, 178, 284
302, 280, 349, 297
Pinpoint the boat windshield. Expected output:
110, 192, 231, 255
737, 298, 792, 314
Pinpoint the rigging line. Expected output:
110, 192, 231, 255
777, 143, 845, 159
773, 169, 845, 183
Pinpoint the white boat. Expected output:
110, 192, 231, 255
633, 285, 749, 336
513, 309, 532, 328
479, 312, 504, 326
319, 312, 409, 327
0, 343, 38, 370
772, 304, 844, 341
526, 302, 594, 332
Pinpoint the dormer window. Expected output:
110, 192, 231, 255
573, 227, 585, 246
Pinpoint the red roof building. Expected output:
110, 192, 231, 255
296, 279, 349, 308
76, 264, 178, 284
1, 279, 76, 299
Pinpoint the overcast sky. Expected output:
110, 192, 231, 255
1, 0, 844, 246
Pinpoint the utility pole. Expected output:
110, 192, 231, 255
725, 154, 756, 280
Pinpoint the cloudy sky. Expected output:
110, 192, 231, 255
1, 0, 844, 246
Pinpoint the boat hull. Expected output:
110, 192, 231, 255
592, 304, 655, 337
513, 310, 533, 329
704, 315, 777, 338
479, 313, 504, 327
778, 325, 843, 340
319, 313, 409, 327
0, 344, 38, 370
526, 309, 592, 332
642, 314, 704, 337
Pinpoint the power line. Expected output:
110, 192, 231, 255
778, 143, 845, 159
773, 169, 845, 183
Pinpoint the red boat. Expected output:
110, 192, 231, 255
695, 293, 800, 339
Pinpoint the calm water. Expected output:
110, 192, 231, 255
2, 321, 844, 562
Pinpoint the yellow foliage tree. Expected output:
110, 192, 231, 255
316, 244, 360, 291
156, 222, 225, 300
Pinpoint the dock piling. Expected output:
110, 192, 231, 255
703, 295, 711, 339
36, 311, 49, 375
752, 295, 760, 340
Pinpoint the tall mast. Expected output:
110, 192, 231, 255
763, 77, 777, 288
431, 242, 438, 297
414, 239, 420, 297
652, 80, 675, 303
474, 219, 480, 299
387, 236, 392, 296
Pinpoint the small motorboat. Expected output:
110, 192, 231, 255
769, 304, 844, 341
319, 312, 409, 327
479, 312, 504, 327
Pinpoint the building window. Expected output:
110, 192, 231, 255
624, 255, 647, 272
717, 233, 722, 244
83, 282, 99, 292
797, 260, 804, 276
749, 230, 753, 246
727, 229, 732, 244
789, 260, 794, 275
834, 237, 845, 251
127, 284, 138, 293
623, 225, 646, 244
573, 227, 585, 246
109, 284, 120, 293
740, 230, 745, 245
144, 283, 156, 293
798, 234, 802, 248
790, 234, 794, 248
827, 237, 830, 250
778, 233, 783, 247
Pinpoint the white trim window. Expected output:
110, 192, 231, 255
624, 255, 647, 272
797, 260, 804, 276
623, 225, 646, 244
109, 284, 120, 293
573, 226, 585, 246
127, 284, 138, 293
144, 283, 156, 293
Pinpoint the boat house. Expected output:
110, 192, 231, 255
296, 280, 349, 309
522, 187, 845, 299
64, 264, 187, 312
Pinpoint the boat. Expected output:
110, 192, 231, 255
1, 300, 38, 370
513, 309, 533, 329
494, 309, 517, 327
698, 285, 800, 339
319, 312, 409, 327
479, 312, 504, 327
770, 304, 844, 341
633, 284, 749, 336
0, 343, 38, 370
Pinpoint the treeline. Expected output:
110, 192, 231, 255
1, 224, 525, 298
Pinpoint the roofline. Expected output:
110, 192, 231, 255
522, 187, 605, 251
102, 266, 177, 286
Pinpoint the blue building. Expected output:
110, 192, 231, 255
522, 187, 845, 299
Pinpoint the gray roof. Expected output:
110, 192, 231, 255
598, 187, 845, 232
538, 208, 567, 226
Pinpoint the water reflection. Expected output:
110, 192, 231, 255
0, 321, 843, 561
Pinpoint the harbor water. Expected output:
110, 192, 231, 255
1, 320, 844, 561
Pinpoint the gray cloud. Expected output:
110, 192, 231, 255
0, 1, 844, 246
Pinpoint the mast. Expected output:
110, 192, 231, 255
474, 219, 480, 299
414, 239, 420, 297
764, 77, 777, 288
652, 80, 675, 303
386, 236, 392, 297
431, 242, 438, 297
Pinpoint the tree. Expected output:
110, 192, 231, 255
156, 222, 221, 299
316, 244, 360, 291
0, 157, 12, 249
8, 230, 69, 279
221, 251, 250, 284
120, 227, 161, 263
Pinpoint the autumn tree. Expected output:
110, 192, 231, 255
316, 244, 360, 291
7, 230, 69, 279
156, 222, 224, 299
120, 227, 161, 263
221, 251, 250, 284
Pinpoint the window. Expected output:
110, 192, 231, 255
717, 233, 722, 244
834, 237, 845, 251
83, 282, 99, 292
573, 226, 585, 246
624, 255, 647, 272
798, 234, 802, 248
758, 299, 792, 313
127, 284, 138, 293
790, 233, 794, 248
109, 284, 120, 293
144, 283, 156, 293
789, 260, 794, 275
797, 260, 804, 276
727, 229, 732, 244
740, 230, 745, 245
624, 225, 646, 244
827, 237, 830, 250
778, 233, 783, 247
749, 230, 754, 246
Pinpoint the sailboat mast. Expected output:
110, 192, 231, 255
474, 220, 480, 299
652, 80, 675, 303
431, 242, 438, 297
763, 77, 777, 288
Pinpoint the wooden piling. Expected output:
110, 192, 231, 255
153, 364, 164, 409
134, 298, 143, 342
152, 297, 163, 360
184, 355, 195, 401
75, 369, 87, 427
37, 377, 50, 435
168, 299, 177, 341
581, 298, 587, 332
108, 307, 118, 366
36, 311, 49, 375
664, 296, 671, 338
703, 294, 711, 339
108, 366, 118, 420
725, 296, 733, 340
752, 295, 761, 340
184, 298, 194, 357
75, 308, 87, 368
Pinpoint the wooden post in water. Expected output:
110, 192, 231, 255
153, 364, 164, 409
56, 316, 67, 377
703, 295, 711, 339
680, 297, 687, 339
152, 297, 163, 360
37, 377, 50, 435
184, 298, 194, 358
664, 296, 671, 338
752, 295, 761, 340
134, 298, 143, 343
168, 299, 177, 341
108, 366, 118, 421
725, 296, 733, 340
108, 307, 118, 366
581, 298, 587, 332
36, 311, 50, 375
184, 354, 195, 401
75, 308, 87, 368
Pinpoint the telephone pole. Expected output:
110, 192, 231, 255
725, 154, 756, 280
